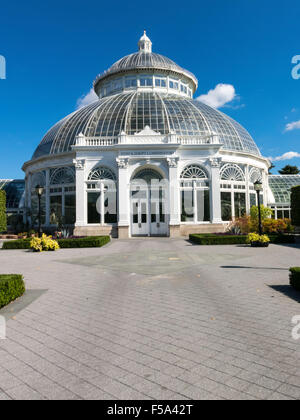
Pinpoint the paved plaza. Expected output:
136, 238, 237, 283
0, 239, 300, 400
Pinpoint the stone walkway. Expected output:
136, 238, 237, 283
0, 239, 300, 400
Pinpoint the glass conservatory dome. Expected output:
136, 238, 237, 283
32, 33, 261, 159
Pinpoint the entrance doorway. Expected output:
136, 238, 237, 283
130, 168, 168, 237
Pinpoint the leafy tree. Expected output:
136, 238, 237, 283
0, 190, 7, 233
250, 205, 273, 232
268, 163, 275, 174
278, 165, 299, 175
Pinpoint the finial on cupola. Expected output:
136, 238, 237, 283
138, 31, 152, 53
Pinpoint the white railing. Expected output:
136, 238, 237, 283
74, 131, 220, 147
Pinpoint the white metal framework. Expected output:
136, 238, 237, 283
220, 164, 245, 182
23, 32, 273, 238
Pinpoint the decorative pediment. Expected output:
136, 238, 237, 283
134, 126, 161, 136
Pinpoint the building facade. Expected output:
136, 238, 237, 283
22, 33, 298, 238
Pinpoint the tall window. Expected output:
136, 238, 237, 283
87, 167, 117, 225
180, 165, 210, 223
31, 171, 46, 225
49, 167, 76, 225
220, 164, 246, 221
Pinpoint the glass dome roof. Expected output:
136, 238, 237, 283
94, 31, 198, 92
94, 52, 198, 90
33, 91, 261, 159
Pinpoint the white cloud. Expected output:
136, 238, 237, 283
196, 84, 236, 108
269, 151, 300, 161
76, 88, 98, 109
285, 120, 300, 131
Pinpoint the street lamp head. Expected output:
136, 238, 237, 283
35, 184, 44, 197
253, 180, 263, 192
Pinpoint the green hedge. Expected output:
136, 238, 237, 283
0, 190, 7, 233
2, 236, 110, 250
0, 274, 25, 309
58, 236, 110, 248
2, 239, 31, 249
189, 234, 296, 245
291, 185, 300, 227
290, 267, 300, 291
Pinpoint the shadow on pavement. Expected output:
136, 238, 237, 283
269, 285, 300, 303
221, 265, 289, 271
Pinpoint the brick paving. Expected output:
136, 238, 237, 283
0, 239, 299, 400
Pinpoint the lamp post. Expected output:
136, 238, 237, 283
35, 185, 44, 237
254, 180, 263, 235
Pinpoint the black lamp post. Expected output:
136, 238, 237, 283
35, 185, 44, 237
254, 180, 263, 235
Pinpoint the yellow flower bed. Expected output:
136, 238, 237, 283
30, 234, 60, 252
247, 233, 270, 244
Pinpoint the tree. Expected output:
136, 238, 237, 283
250, 205, 273, 232
278, 165, 299, 175
291, 185, 300, 227
0, 190, 7, 233
268, 163, 275, 174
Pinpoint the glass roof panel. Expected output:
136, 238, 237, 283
33, 92, 261, 158
0, 179, 25, 209
269, 175, 300, 204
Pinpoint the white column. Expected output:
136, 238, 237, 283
117, 158, 130, 236
167, 157, 180, 228
73, 159, 86, 227
245, 165, 250, 215
45, 169, 50, 225
209, 158, 222, 223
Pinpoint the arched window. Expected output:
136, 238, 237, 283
180, 164, 210, 223
88, 167, 116, 181
87, 167, 117, 225
49, 167, 76, 226
220, 164, 246, 221
220, 164, 245, 181
50, 167, 75, 185
180, 164, 208, 179
249, 167, 262, 184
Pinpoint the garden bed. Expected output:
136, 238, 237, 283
0, 275, 25, 309
1, 236, 111, 250
189, 233, 296, 245
290, 267, 300, 291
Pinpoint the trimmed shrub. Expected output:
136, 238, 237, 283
2, 239, 31, 249
189, 233, 296, 245
290, 267, 300, 291
189, 234, 248, 245
2, 236, 110, 250
58, 236, 110, 248
291, 186, 300, 227
0, 274, 25, 309
0, 190, 7, 233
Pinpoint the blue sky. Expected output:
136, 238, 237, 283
0, 0, 299, 178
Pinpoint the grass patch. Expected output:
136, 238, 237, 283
0, 275, 25, 309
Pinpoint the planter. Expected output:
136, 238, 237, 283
251, 241, 269, 248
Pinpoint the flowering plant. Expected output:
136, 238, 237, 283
247, 233, 270, 245
30, 234, 60, 252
